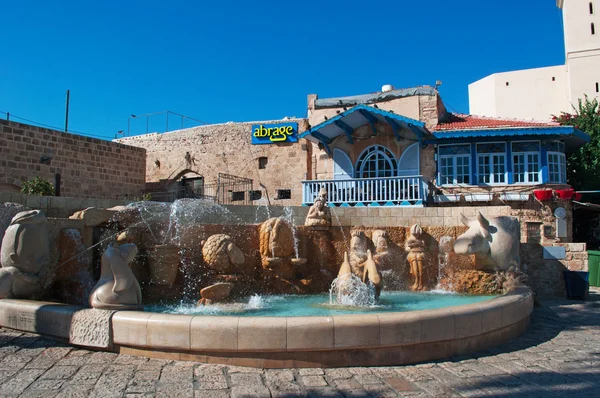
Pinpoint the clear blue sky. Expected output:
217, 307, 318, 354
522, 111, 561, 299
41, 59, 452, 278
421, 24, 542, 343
1, 0, 566, 140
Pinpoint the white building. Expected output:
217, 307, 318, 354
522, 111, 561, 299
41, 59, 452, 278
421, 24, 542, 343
469, 0, 600, 121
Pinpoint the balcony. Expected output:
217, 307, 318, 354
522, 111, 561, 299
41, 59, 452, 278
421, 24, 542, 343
302, 176, 426, 207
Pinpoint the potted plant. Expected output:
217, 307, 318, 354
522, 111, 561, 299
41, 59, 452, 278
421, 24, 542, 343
555, 188, 574, 200
533, 189, 553, 201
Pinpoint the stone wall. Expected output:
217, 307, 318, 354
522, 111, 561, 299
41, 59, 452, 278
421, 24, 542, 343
521, 242, 588, 297
0, 120, 147, 199
116, 119, 310, 206
1, 192, 133, 218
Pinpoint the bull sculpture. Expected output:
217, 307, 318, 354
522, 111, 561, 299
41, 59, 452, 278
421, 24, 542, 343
454, 212, 520, 272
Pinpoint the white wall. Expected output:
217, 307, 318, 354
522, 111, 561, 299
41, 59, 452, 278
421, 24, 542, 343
567, 50, 600, 105
469, 65, 569, 120
563, 0, 600, 55
563, 0, 600, 105
468, 0, 600, 120
468, 74, 497, 117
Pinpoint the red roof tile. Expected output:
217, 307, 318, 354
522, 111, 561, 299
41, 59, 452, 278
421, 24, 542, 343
434, 113, 559, 131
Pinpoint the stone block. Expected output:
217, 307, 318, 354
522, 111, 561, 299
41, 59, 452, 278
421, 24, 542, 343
378, 312, 421, 346
190, 316, 238, 351
287, 316, 334, 351
69, 308, 115, 349
146, 313, 192, 350
237, 317, 286, 351
451, 306, 482, 339
569, 243, 585, 252
333, 315, 379, 348
477, 301, 503, 333
112, 311, 151, 347
419, 309, 454, 343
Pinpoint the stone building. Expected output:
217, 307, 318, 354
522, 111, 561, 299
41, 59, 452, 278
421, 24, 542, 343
118, 84, 588, 245
469, 0, 600, 120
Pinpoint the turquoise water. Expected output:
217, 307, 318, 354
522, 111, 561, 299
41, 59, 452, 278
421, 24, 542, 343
145, 291, 496, 317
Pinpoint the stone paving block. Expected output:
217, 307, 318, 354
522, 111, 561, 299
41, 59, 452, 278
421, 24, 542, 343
54, 384, 94, 398
230, 385, 271, 398
195, 390, 230, 398
301, 375, 329, 387
156, 382, 194, 398
229, 372, 263, 386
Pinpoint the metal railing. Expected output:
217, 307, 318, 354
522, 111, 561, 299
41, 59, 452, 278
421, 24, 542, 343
301, 175, 425, 206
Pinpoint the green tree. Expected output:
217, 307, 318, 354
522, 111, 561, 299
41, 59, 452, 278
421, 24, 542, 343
552, 96, 600, 191
20, 176, 55, 196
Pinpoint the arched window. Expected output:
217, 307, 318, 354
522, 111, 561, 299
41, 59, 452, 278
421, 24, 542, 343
590, 2, 594, 15
333, 149, 353, 180
355, 145, 397, 179
592, 22, 596, 35
397, 143, 420, 177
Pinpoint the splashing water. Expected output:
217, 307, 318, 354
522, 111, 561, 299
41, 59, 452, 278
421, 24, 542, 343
247, 294, 264, 309
329, 273, 377, 307
330, 207, 349, 253
283, 206, 300, 259
436, 235, 454, 291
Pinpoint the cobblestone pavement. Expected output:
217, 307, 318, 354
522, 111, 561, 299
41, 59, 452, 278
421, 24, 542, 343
0, 290, 599, 397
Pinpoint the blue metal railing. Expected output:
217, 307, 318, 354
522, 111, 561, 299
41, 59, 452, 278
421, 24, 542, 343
301, 175, 425, 206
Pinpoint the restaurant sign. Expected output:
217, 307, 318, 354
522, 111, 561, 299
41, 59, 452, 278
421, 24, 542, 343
251, 123, 298, 145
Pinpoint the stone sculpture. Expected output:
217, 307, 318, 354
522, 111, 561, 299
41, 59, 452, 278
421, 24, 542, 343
259, 217, 296, 279
89, 243, 142, 310
349, 231, 369, 276
454, 212, 521, 271
201, 234, 245, 274
259, 217, 295, 259
362, 250, 382, 298
406, 224, 426, 291
305, 189, 331, 227
198, 282, 234, 305
0, 210, 50, 299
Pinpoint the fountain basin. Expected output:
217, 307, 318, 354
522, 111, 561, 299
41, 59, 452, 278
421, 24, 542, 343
0, 287, 533, 368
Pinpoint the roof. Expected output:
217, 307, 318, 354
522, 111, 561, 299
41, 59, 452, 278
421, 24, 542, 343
300, 105, 431, 153
434, 113, 559, 131
314, 87, 437, 109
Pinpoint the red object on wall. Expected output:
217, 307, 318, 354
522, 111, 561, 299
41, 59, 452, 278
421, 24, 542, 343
533, 190, 553, 201
574, 192, 583, 201
555, 188, 574, 200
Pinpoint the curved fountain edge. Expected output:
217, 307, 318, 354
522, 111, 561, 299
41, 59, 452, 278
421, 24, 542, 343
0, 287, 534, 368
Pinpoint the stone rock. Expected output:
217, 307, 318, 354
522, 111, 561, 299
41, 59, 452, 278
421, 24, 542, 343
69, 207, 117, 227
259, 217, 295, 259
69, 308, 116, 349
200, 282, 234, 301
53, 228, 94, 305
89, 243, 142, 310
202, 234, 244, 273
69, 205, 138, 228
146, 244, 180, 286
0, 210, 50, 299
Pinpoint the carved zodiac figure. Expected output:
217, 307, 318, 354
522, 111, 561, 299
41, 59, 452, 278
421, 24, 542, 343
406, 224, 426, 291
0, 210, 49, 299
89, 243, 142, 310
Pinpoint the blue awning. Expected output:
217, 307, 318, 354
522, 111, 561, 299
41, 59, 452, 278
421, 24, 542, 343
299, 104, 432, 154
426, 126, 590, 153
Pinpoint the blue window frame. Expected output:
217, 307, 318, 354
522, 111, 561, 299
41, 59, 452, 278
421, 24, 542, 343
512, 141, 541, 183
355, 145, 397, 178
438, 144, 471, 185
545, 141, 567, 183
477, 143, 507, 184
